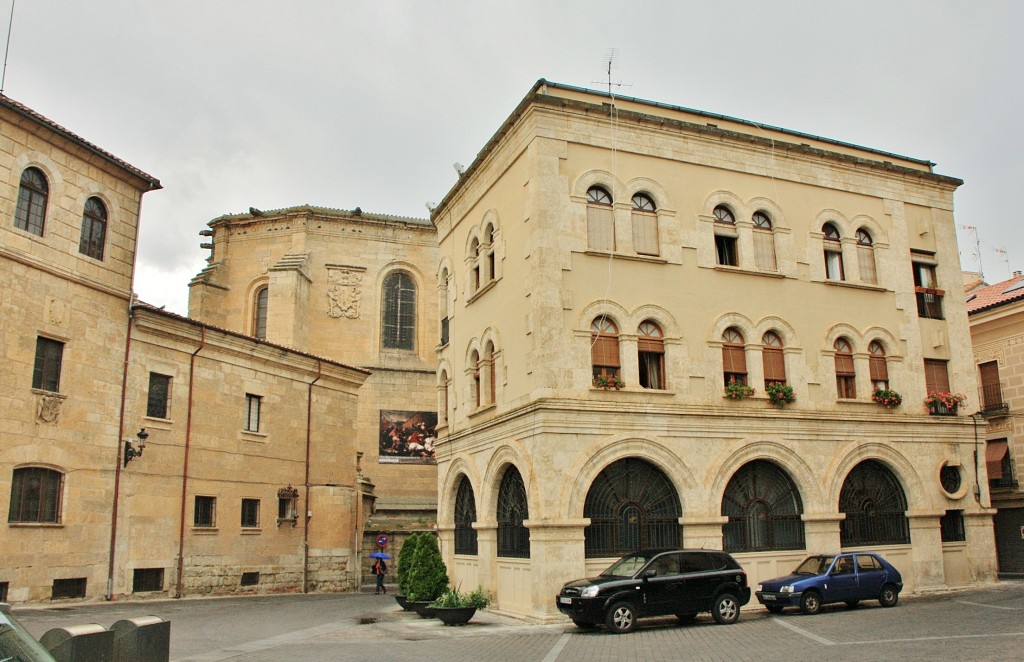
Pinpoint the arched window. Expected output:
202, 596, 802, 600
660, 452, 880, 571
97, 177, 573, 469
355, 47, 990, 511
713, 205, 738, 266
752, 211, 777, 271
439, 268, 450, 346
839, 460, 910, 546
79, 197, 107, 260
591, 317, 620, 380
470, 349, 481, 408
496, 466, 529, 558
834, 337, 856, 398
823, 223, 845, 281
722, 460, 805, 552
470, 237, 481, 293
484, 340, 496, 405
15, 167, 49, 236
868, 341, 889, 390
9, 467, 63, 523
484, 223, 496, 282
631, 193, 659, 256
253, 286, 269, 340
856, 229, 877, 284
439, 368, 450, 424
584, 458, 682, 557
637, 320, 664, 390
454, 476, 478, 555
381, 271, 416, 350
762, 331, 786, 387
586, 186, 615, 251
722, 327, 747, 385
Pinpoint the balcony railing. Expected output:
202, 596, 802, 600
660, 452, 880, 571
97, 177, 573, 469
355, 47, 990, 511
980, 382, 1008, 417
915, 289, 944, 319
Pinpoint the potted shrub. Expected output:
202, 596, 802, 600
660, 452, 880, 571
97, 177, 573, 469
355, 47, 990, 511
872, 388, 903, 410
405, 533, 449, 618
923, 391, 966, 416
593, 375, 625, 390
394, 532, 422, 610
724, 378, 755, 400
430, 587, 492, 626
765, 382, 795, 408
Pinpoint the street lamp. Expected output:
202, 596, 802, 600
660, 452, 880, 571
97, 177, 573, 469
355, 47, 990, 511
123, 428, 149, 467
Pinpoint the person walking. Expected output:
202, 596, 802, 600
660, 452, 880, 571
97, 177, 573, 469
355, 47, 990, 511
372, 557, 387, 594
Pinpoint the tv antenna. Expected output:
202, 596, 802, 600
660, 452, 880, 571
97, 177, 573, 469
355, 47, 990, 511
1, 0, 16, 94
957, 225, 984, 280
592, 49, 630, 98
994, 246, 1011, 280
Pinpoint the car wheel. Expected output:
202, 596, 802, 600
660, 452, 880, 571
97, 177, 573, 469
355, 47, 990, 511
845, 600, 860, 609
879, 584, 899, 608
676, 612, 698, 625
572, 619, 597, 630
765, 605, 784, 614
799, 591, 821, 615
712, 593, 740, 624
605, 601, 638, 634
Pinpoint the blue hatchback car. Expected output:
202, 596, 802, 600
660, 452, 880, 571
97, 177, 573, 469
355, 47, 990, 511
755, 552, 902, 615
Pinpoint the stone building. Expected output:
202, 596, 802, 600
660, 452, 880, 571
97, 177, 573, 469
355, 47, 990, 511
0, 97, 370, 603
187, 205, 441, 565
431, 80, 998, 619
967, 271, 1024, 576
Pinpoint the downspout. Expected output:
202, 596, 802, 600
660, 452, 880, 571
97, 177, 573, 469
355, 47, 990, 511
174, 326, 205, 598
303, 359, 323, 593
968, 413, 989, 508
106, 305, 135, 601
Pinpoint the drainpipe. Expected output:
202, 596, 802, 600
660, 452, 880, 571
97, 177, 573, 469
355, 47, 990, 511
174, 326, 205, 598
302, 360, 323, 593
968, 413, 989, 508
106, 306, 135, 601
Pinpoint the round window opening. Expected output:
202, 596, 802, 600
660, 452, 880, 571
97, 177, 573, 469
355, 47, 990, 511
940, 464, 962, 496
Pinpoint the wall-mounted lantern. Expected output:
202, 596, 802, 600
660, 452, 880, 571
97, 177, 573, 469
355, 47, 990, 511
123, 428, 149, 467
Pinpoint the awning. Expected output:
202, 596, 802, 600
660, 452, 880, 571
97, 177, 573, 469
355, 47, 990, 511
986, 440, 1009, 480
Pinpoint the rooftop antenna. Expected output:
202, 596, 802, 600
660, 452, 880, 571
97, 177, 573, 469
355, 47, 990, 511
994, 246, 1011, 280
957, 225, 984, 281
1, 0, 16, 95
591, 48, 630, 99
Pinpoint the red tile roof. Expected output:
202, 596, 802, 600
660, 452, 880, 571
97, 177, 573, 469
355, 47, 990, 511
966, 273, 1024, 315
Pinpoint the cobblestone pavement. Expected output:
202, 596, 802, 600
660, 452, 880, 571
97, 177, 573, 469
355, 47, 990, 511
13, 582, 1024, 661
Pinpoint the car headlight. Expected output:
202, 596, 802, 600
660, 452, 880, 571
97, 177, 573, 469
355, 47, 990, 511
756, 584, 763, 592
580, 585, 600, 598
779, 585, 794, 593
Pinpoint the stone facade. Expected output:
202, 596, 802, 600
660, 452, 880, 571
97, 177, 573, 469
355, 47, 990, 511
432, 80, 998, 620
967, 272, 1024, 576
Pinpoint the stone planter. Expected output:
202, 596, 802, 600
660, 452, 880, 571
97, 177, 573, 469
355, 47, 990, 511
433, 606, 477, 626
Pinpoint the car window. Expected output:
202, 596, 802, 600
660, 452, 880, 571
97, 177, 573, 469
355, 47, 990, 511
604, 554, 650, 577
648, 553, 680, 576
832, 556, 855, 575
794, 555, 834, 575
680, 553, 713, 573
0, 608, 57, 662
856, 555, 881, 571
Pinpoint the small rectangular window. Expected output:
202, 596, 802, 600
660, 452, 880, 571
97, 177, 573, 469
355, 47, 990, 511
32, 337, 64, 392
913, 262, 944, 319
194, 495, 216, 527
132, 568, 165, 593
940, 510, 965, 542
631, 211, 659, 256
240, 572, 260, 587
715, 235, 738, 266
241, 498, 260, 528
979, 361, 1004, 411
245, 394, 262, 432
587, 205, 615, 251
52, 577, 87, 600
146, 373, 172, 419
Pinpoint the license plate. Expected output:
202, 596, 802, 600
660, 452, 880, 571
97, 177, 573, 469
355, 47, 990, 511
559, 596, 572, 605
762, 595, 776, 601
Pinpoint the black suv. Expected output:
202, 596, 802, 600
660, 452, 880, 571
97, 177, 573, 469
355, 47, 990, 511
555, 549, 751, 634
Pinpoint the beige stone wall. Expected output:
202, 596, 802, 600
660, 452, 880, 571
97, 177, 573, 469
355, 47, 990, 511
433, 82, 997, 619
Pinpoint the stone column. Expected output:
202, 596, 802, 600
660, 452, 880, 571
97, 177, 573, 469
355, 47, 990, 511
964, 509, 998, 583
907, 511, 946, 591
523, 519, 589, 621
474, 522, 498, 598
682, 515, 727, 550
802, 512, 843, 552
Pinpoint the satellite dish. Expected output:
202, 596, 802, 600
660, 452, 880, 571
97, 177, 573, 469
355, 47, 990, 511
425, 202, 437, 213
453, 162, 466, 176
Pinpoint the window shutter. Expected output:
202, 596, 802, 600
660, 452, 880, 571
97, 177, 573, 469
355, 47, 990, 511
762, 347, 786, 381
722, 344, 746, 373
979, 362, 999, 390
858, 245, 877, 284
637, 337, 664, 353
631, 211, 659, 256
587, 205, 615, 251
869, 355, 888, 382
834, 352, 855, 376
592, 334, 620, 367
924, 359, 951, 393
753, 229, 777, 271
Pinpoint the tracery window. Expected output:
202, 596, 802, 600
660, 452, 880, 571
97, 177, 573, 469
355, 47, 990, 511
584, 458, 682, 557
631, 193, 659, 256
637, 320, 664, 390
586, 186, 615, 251
834, 337, 856, 399
591, 317, 620, 379
15, 167, 48, 236
839, 460, 910, 546
382, 271, 416, 350
79, 197, 107, 260
454, 476, 478, 555
752, 212, 777, 271
722, 327, 747, 386
722, 460, 805, 552
496, 466, 529, 558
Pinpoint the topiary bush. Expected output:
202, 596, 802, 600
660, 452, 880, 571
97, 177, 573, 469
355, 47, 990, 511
405, 532, 449, 602
396, 532, 422, 596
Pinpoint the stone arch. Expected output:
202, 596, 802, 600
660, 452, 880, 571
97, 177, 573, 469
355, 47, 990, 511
572, 169, 625, 203
827, 442, 925, 512
439, 459, 481, 524
708, 312, 756, 343
701, 190, 745, 218
747, 196, 787, 230
479, 443, 537, 524
704, 439, 824, 514
851, 214, 888, 246
624, 177, 673, 213
560, 434, 696, 520
823, 323, 865, 353
626, 304, 681, 339
752, 316, 800, 349
814, 209, 852, 237
862, 327, 902, 359
577, 300, 630, 332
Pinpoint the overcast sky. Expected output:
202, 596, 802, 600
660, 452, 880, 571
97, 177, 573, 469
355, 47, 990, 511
6, 1, 1022, 314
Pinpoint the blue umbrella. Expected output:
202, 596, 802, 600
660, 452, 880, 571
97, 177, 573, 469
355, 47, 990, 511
369, 552, 392, 560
